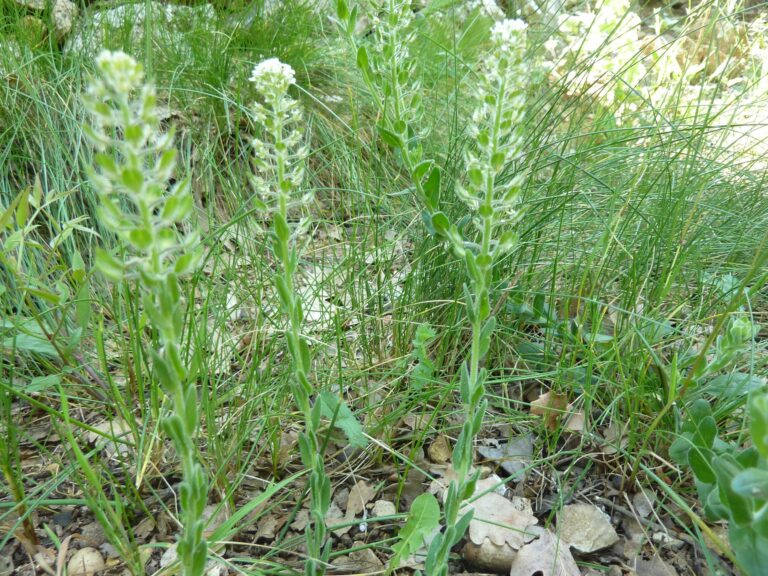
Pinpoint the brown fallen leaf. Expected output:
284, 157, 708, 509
67, 547, 105, 576
427, 434, 452, 463
331, 548, 384, 572
464, 477, 537, 550
345, 480, 376, 518
508, 526, 580, 576
255, 514, 286, 541
530, 391, 568, 430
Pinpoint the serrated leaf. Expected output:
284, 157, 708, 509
389, 493, 440, 571
318, 391, 367, 449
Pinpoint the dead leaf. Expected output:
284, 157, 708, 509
464, 538, 518, 573
345, 480, 376, 517
477, 434, 534, 481
325, 501, 349, 536
635, 553, 678, 576
558, 503, 619, 553
632, 491, 655, 520
563, 406, 585, 432
427, 435, 452, 464
0, 549, 13, 576
601, 420, 629, 455
530, 391, 568, 430
67, 547, 105, 576
255, 514, 285, 541
331, 548, 384, 572
34, 547, 56, 576
86, 419, 132, 460
465, 486, 537, 549
508, 526, 580, 576
291, 509, 310, 532
133, 516, 155, 541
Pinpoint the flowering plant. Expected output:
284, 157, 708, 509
84, 50, 206, 576
249, 58, 331, 576
336, 4, 531, 572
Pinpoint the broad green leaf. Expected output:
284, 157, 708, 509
27, 374, 63, 393
749, 393, 768, 459
732, 468, 768, 500
319, 391, 367, 449
1, 319, 58, 358
729, 524, 768, 576
423, 166, 441, 211
712, 455, 752, 526
389, 493, 440, 572
377, 124, 404, 149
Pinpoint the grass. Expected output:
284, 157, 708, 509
1, 0, 767, 574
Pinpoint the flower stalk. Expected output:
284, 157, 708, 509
249, 58, 330, 575
84, 50, 206, 576
337, 5, 530, 572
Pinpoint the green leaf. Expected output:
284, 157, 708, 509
732, 468, 768, 500
1, 319, 58, 358
389, 493, 440, 572
120, 168, 144, 194
162, 186, 193, 222
15, 185, 30, 228
128, 228, 152, 250
273, 212, 290, 243
174, 250, 201, 276
413, 160, 433, 183
430, 211, 450, 235
749, 393, 768, 459
423, 166, 441, 211
75, 282, 91, 333
356, 46, 370, 74
336, 0, 349, 20
318, 391, 367, 449
27, 374, 63, 393
729, 524, 768, 576
712, 454, 752, 526
688, 446, 716, 484
377, 124, 404, 149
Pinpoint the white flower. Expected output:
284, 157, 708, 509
491, 18, 527, 47
465, 0, 505, 20
250, 58, 296, 95
95, 50, 144, 94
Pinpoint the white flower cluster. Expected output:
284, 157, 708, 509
457, 18, 529, 230
249, 58, 310, 212
459, 0, 505, 21
84, 50, 199, 286
490, 18, 527, 48
250, 57, 296, 96
93, 49, 145, 95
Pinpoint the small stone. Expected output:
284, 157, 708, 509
652, 532, 685, 549
52, 0, 77, 39
558, 503, 619, 553
372, 500, 397, 518
632, 491, 655, 519
80, 521, 107, 547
